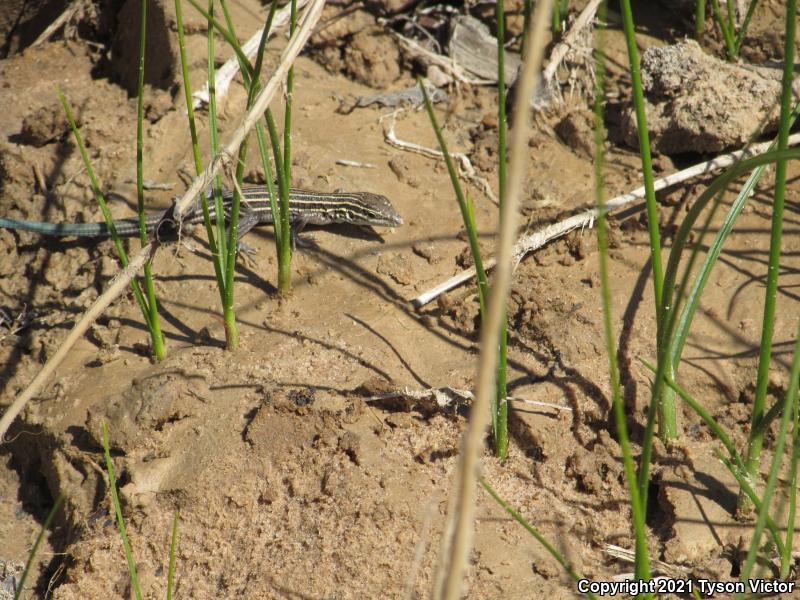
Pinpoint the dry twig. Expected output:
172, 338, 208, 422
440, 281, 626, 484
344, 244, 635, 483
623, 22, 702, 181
433, 2, 552, 597
383, 111, 499, 205
411, 131, 800, 308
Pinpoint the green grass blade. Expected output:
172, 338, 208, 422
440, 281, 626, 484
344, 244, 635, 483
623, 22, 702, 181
695, 0, 706, 40
216, 0, 277, 343
218, 0, 291, 296
204, 0, 239, 347
135, 0, 149, 247
264, 108, 293, 294
617, 0, 664, 314
166, 511, 179, 600
739, 321, 800, 593
710, 0, 736, 58
420, 77, 506, 455
551, 0, 561, 34
174, 0, 226, 303
669, 103, 800, 374
206, 0, 229, 280
640, 358, 786, 554
283, 0, 297, 185
480, 479, 598, 599
13, 494, 65, 600
135, 0, 165, 361
725, 0, 736, 36
618, 0, 674, 454
253, 0, 290, 287
734, 0, 759, 53
640, 359, 741, 472
717, 452, 785, 554
102, 423, 142, 600
496, 0, 507, 215
255, 121, 282, 249
742, 0, 796, 511
494, 0, 509, 459
419, 81, 489, 315
57, 90, 154, 336
593, 2, 650, 587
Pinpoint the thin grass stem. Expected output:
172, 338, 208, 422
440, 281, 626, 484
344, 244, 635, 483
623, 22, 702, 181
221, 0, 289, 295
617, 0, 674, 451
264, 109, 293, 294
283, 0, 297, 185
206, 1, 229, 279
742, 0, 796, 513
640, 357, 787, 555
57, 90, 155, 345
494, 0, 509, 459
419, 82, 489, 316
175, 0, 231, 331
480, 479, 598, 599
734, 1, 759, 53
710, 0, 736, 58
739, 320, 800, 594
695, 0, 706, 40
103, 423, 142, 600
593, 1, 650, 586
135, 0, 165, 361
175, 0, 224, 293
167, 511, 179, 600
14, 494, 64, 600
551, 0, 560, 34
725, 0, 736, 36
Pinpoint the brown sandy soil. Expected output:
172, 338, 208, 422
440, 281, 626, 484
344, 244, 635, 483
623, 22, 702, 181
1, 0, 800, 598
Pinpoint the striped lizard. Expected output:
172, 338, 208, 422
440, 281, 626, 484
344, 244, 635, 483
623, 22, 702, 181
0, 186, 403, 242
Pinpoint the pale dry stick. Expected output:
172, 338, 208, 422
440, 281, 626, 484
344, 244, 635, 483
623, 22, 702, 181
0, 246, 154, 442
0, 0, 327, 444
541, 0, 602, 85
191, 0, 311, 109
31, 0, 83, 47
604, 544, 690, 579
434, 1, 553, 598
365, 387, 571, 413
411, 131, 800, 308
384, 113, 499, 205
336, 159, 377, 168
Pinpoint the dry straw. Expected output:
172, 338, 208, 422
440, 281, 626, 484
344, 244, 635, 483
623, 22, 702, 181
432, 1, 553, 597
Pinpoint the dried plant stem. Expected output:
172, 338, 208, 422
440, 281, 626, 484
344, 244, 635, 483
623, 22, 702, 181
434, 1, 552, 597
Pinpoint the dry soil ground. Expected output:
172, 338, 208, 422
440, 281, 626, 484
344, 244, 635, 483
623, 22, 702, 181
1, 0, 800, 598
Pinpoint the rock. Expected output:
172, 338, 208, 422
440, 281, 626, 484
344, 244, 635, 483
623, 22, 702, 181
621, 40, 800, 154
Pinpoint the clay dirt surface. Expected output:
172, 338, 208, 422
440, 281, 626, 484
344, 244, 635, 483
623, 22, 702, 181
1, 0, 800, 598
